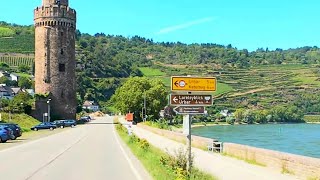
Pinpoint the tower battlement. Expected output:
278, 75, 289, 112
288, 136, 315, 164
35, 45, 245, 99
43, 0, 69, 6
34, 5, 76, 28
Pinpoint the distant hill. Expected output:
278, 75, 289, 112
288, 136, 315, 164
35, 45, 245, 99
0, 21, 34, 53
1, 21, 320, 116
1, 21, 320, 68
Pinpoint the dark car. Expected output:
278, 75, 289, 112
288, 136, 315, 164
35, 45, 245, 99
31, 122, 57, 131
52, 120, 66, 128
79, 116, 90, 123
0, 125, 13, 142
63, 120, 77, 127
0, 123, 22, 140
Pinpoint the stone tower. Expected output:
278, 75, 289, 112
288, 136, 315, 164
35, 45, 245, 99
34, 0, 77, 119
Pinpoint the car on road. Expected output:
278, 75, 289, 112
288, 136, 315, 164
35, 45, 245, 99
79, 116, 90, 123
52, 120, 77, 128
31, 122, 57, 131
63, 120, 77, 127
52, 120, 66, 128
0, 123, 22, 140
0, 125, 13, 143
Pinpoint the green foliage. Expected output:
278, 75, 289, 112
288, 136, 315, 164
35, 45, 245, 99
139, 67, 166, 77
110, 77, 167, 121
0, 22, 34, 53
0, 112, 39, 132
226, 116, 235, 124
303, 115, 320, 122
34, 92, 50, 99
231, 105, 304, 124
2, 92, 34, 114
18, 76, 32, 89
0, 62, 11, 72
18, 64, 30, 73
0, 76, 10, 85
0, 27, 15, 37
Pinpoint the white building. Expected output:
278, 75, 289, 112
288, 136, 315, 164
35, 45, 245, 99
82, 101, 100, 112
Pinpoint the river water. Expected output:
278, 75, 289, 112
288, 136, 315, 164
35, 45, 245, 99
192, 123, 320, 158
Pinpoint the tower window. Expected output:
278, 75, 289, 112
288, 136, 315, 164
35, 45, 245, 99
61, 49, 64, 55
59, 63, 65, 72
61, 32, 63, 36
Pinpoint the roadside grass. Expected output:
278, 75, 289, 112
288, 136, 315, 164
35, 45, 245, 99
0, 112, 39, 132
15, 73, 32, 78
139, 67, 166, 77
115, 123, 216, 180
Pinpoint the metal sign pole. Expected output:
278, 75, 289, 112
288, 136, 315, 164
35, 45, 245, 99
183, 114, 192, 173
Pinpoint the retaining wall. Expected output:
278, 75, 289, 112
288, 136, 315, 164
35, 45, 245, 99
138, 124, 320, 179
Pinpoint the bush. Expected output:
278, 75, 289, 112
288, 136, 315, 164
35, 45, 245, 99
160, 148, 194, 178
139, 139, 150, 151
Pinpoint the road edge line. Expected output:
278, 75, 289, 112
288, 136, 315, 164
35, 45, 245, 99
112, 123, 143, 180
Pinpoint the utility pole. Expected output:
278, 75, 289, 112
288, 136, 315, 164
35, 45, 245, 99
47, 98, 51, 122
183, 114, 192, 173
144, 91, 146, 122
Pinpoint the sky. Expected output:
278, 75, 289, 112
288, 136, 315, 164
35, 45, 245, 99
0, 0, 320, 51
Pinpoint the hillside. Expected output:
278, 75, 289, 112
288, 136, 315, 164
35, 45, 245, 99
0, 21, 320, 117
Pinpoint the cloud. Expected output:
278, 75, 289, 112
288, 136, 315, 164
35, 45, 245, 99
156, 17, 215, 35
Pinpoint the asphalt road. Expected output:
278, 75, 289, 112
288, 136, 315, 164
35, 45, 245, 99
0, 116, 151, 180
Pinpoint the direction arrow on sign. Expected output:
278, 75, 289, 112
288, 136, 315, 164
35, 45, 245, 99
170, 94, 213, 106
173, 106, 205, 115
171, 76, 217, 92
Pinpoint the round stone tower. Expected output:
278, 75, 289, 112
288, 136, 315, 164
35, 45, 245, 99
34, 0, 77, 119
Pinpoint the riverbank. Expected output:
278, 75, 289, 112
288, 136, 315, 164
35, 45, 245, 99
134, 121, 320, 179
122, 120, 301, 180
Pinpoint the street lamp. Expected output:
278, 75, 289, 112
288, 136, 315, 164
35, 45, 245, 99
47, 98, 51, 122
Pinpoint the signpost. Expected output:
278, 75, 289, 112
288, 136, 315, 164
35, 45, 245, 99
170, 76, 217, 173
171, 76, 216, 92
170, 94, 213, 106
173, 106, 205, 114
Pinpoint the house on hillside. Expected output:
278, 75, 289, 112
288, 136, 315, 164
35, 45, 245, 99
11, 87, 34, 97
0, 85, 14, 99
0, 71, 10, 78
10, 73, 20, 81
82, 101, 100, 112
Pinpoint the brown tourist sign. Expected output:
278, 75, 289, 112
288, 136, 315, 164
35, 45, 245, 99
173, 106, 205, 115
170, 94, 213, 106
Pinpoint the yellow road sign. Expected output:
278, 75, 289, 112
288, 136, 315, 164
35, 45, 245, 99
171, 76, 217, 92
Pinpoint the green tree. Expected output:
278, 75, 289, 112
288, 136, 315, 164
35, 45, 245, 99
0, 76, 10, 85
0, 63, 11, 72
18, 64, 30, 73
243, 110, 254, 124
110, 77, 167, 122
234, 108, 245, 123
18, 76, 32, 89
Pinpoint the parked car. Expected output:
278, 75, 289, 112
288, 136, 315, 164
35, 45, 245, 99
31, 122, 57, 131
0, 123, 22, 140
52, 120, 66, 128
0, 125, 13, 143
79, 116, 90, 123
63, 120, 77, 127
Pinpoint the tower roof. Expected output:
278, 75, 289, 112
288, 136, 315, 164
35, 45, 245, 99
43, 0, 68, 6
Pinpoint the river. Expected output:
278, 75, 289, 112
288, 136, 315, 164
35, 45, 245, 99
192, 123, 320, 158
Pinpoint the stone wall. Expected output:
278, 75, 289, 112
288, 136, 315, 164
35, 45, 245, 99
223, 143, 320, 179
137, 124, 217, 150
138, 124, 320, 179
